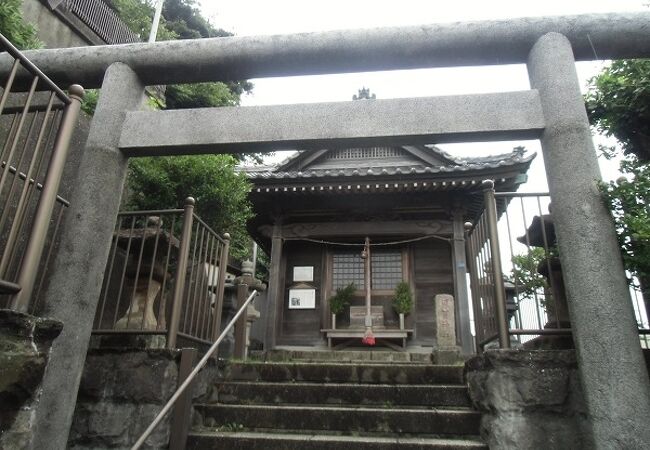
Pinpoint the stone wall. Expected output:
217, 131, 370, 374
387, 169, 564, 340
465, 349, 589, 450
0, 310, 62, 449
68, 348, 219, 450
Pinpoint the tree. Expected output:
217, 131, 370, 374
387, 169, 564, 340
165, 81, 239, 109
0, 0, 41, 49
126, 154, 254, 260
509, 247, 548, 302
108, 0, 261, 262
586, 60, 650, 319
585, 59, 650, 161
599, 158, 650, 320
108, 0, 253, 109
162, 0, 225, 39
108, 0, 177, 41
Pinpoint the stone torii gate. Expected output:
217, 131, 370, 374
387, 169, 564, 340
2, 12, 649, 450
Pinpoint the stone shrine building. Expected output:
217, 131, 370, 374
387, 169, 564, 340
244, 129, 534, 352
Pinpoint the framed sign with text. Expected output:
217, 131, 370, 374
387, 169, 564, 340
288, 288, 316, 309
293, 266, 314, 282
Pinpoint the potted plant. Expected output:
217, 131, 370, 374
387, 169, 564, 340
328, 283, 355, 329
392, 281, 413, 330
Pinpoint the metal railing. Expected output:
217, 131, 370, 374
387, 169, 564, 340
467, 180, 650, 349
92, 198, 231, 349
61, 0, 141, 44
465, 180, 510, 349
132, 289, 259, 450
0, 32, 83, 312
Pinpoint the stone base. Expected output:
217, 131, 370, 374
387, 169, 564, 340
465, 349, 589, 450
68, 347, 219, 450
261, 348, 434, 363
521, 333, 574, 350
0, 309, 62, 450
432, 346, 464, 365
92, 333, 167, 349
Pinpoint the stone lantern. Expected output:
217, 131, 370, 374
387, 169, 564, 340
113, 217, 178, 332
518, 211, 573, 348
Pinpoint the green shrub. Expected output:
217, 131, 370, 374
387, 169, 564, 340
0, 0, 42, 49
329, 283, 355, 315
392, 281, 413, 315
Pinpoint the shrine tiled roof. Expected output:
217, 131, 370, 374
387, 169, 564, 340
241, 146, 535, 181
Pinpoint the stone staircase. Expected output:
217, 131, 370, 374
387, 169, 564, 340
186, 350, 486, 449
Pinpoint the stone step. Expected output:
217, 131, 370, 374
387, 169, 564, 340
187, 431, 488, 450
195, 404, 482, 435
216, 381, 471, 407
225, 362, 465, 385
258, 349, 433, 364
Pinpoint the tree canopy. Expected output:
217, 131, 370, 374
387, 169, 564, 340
126, 154, 254, 260
110, 0, 260, 262
0, 0, 41, 49
585, 59, 650, 161
109, 0, 253, 109
600, 160, 650, 285
111, 1, 254, 262
586, 59, 650, 317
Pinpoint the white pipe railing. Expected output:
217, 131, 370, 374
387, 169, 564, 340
131, 289, 259, 450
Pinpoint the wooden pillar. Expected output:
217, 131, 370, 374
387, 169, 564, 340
264, 219, 283, 350
452, 210, 473, 354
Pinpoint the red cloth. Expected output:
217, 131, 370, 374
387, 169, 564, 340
362, 329, 376, 346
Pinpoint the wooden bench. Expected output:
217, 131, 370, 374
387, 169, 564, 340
320, 327, 413, 350
321, 305, 413, 349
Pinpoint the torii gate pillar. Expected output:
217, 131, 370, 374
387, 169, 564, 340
528, 32, 650, 448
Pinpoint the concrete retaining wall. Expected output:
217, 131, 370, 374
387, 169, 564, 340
22, 0, 103, 48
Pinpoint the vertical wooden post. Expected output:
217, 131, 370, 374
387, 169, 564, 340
451, 209, 473, 354
464, 222, 481, 353
264, 219, 283, 350
363, 237, 372, 326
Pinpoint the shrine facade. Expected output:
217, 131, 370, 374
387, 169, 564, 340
245, 141, 534, 352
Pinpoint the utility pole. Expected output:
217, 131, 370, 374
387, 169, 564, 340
148, 0, 165, 43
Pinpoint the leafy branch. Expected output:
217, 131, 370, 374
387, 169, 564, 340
508, 247, 548, 301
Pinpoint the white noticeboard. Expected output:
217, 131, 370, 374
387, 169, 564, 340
288, 288, 316, 309
293, 266, 314, 282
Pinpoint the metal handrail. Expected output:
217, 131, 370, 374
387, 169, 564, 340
116, 208, 184, 217
0, 33, 70, 103
0, 161, 71, 206
131, 289, 259, 450
192, 213, 229, 245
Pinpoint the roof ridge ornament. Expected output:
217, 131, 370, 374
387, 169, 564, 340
353, 87, 376, 100
513, 145, 526, 157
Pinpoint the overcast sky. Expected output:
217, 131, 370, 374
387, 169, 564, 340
199, 0, 647, 188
